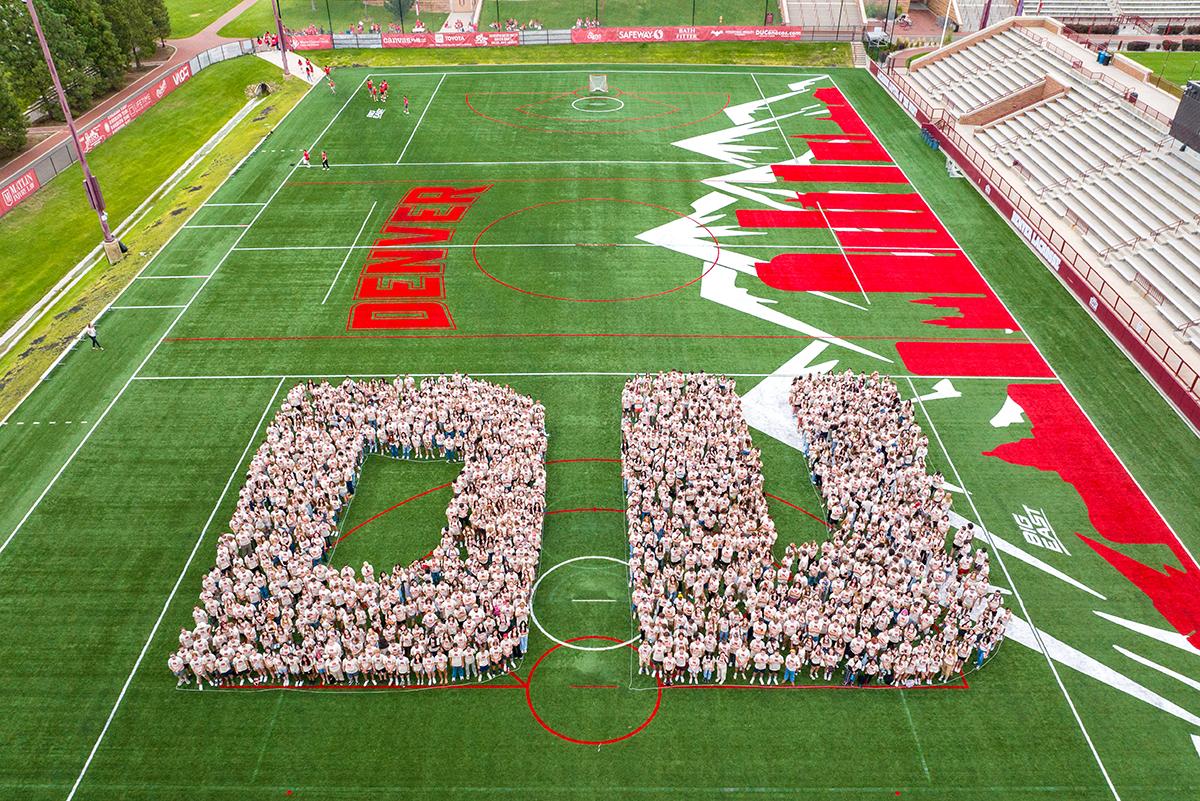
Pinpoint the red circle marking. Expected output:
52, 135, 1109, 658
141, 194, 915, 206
524, 635, 662, 746
472, 198, 721, 303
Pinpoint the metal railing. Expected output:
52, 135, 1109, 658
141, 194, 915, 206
869, 59, 1200, 424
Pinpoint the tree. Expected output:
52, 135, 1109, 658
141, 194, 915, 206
0, 1, 96, 119
0, 74, 27, 158
144, 0, 170, 43
99, 0, 158, 68
44, 0, 128, 93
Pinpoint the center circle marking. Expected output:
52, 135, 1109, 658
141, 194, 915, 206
472, 197, 721, 303
529, 555, 636, 651
571, 96, 625, 113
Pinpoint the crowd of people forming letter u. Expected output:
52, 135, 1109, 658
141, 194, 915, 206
169, 371, 1009, 689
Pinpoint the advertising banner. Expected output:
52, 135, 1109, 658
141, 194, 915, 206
570, 26, 806, 44
0, 168, 40, 218
287, 34, 334, 50
382, 31, 520, 48
80, 63, 194, 154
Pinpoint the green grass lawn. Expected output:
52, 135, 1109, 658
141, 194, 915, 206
219, 0, 447, 38
165, 0, 240, 38
313, 40, 850, 66
1124, 50, 1200, 90
0, 60, 1198, 801
0, 57, 289, 339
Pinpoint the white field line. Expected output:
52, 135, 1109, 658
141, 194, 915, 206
183, 224, 248, 229
327, 159, 734, 167
63, 377, 286, 801
109, 306, 188, 310
63, 78, 370, 799
367, 68, 830, 77
205, 202, 267, 207
899, 691, 931, 783
906, 376, 1121, 801
130, 372, 1062, 382
133, 275, 209, 280
320, 201, 378, 305
816, 202, 870, 306
826, 71, 1121, 796
233, 243, 853, 252
396, 73, 446, 164
750, 72, 799, 162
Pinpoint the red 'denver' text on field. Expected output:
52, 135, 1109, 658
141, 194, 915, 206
348, 185, 491, 330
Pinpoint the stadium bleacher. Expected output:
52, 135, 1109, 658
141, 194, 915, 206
904, 18, 1200, 346
784, 0, 862, 29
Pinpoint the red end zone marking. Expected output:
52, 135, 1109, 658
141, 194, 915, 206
525, 635, 663, 746
472, 197, 720, 303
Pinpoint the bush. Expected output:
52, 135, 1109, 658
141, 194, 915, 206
1125, 40, 1150, 51
1157, 24, 1184, 35
1186, 24, 1200, 34
1182, 39, 1200, 51
1162, 39, 1180, 51
1088, 24, 1118, 35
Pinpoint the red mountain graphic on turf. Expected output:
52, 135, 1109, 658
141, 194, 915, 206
985, 382, 1200, 648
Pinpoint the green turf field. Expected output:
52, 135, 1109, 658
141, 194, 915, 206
220, 0, 448, 38
165, 0, 239, 37
0, 62, 1198, 801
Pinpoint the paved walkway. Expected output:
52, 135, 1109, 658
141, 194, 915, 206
0, 0, 259, 187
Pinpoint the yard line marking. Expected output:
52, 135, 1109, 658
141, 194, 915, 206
905, 376, 1121, 801
64, 378, 286, 801
396, 73, 446, 164
321, 201, 378, 305
133, 274, 208, 280
234, 243, 854, 252
109, 305, 188, 310
899, 691, 931, 782
333, 159, 735, 167
1114, 646, 1200, 693
204, 202, 267, 207
750, 73, 799, 162
1, 74, 353, 565
816, 201, 870, 305
183, 224, 249, 229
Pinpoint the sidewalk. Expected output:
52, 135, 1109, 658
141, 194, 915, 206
0, 0, 258, 188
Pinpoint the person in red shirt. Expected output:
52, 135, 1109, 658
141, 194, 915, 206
301, 149, 310, 167
379, 80, 389, 102
402, 95, 410, 115
321, 151, 329, 170
327, 77, 335, 94
366, 78, 374, 100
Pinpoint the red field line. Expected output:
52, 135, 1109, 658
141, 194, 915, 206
165, 332, 1024, 343
764, 491, 832, 529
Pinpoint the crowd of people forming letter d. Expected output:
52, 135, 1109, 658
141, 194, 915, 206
170, 371, 1008, 689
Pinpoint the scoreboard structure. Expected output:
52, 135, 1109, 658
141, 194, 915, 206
1170, 81, 1200, 152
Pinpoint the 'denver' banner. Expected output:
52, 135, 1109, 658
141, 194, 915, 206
382, 31, 521, 48
570, 25, 806, 44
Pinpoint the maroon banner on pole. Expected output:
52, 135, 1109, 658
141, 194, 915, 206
0, 167, 40, 218
287, 34, 334, 50
80, 63, 194, 154
571, 25, 806, 44
382, 31, 520, 48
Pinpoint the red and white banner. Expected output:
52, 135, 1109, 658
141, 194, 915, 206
80, 63, 194, 154
571, 25, 806, 44
287, 34, 334, 50
0, 167, 40, 218
382, 31, 520, 48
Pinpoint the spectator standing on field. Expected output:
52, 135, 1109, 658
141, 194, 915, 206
84, 322, 103, 350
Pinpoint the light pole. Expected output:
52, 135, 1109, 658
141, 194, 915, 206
21, 0, 121, 261
271, 0, 291, 76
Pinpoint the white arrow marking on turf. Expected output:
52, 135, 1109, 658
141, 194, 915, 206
1115, 646, 1200, 692
990, 394, 1027, 428
917, 378, 962, 402
1094, 611, 1199, 655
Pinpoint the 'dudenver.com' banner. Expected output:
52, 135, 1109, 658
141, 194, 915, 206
571, 26, 806, 44
382, 31, 521, 48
